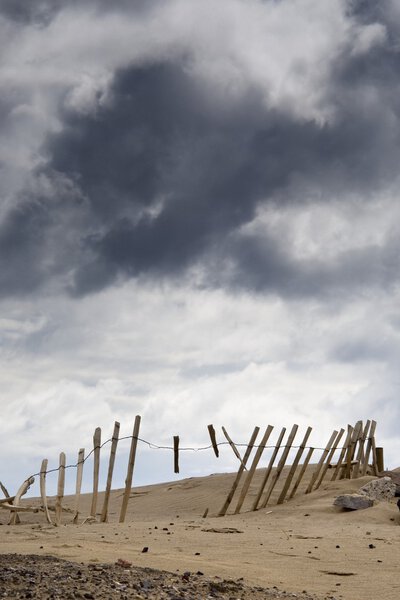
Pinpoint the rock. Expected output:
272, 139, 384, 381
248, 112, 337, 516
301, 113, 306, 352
333, 494, 374, 510
359, 477, 396, 501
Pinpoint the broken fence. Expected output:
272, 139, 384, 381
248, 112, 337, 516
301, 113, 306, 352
0, 417, 383, 526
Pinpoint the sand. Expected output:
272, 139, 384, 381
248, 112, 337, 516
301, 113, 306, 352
1, 467, 399, 600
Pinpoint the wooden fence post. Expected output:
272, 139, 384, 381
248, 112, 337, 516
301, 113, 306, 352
376, 447, 384, 473
305, 430, 338, 493
73, 448, 85, 524
234, 425, 274, 514
1, 481, 20, 525
173, 436, 180, 474
252, 427, 286, 511
344, 421, 362, 479
90, 427, 102, 518
119, 415, 141, 523
218, 426, 260, 517
331, 425, 352, 481
277, 426, 312, 504
314, 428, 345, 490
40, 459, 52, 525
55, 453, 66, 526
222, 427, 247, 470
9, 477, 35, 525
288, 447, 314, 499
101, 422, 120, 523
361, 420, 376, 476
353, 420, 371, 479
208, 425, 219, 457
260, 424, 298, 508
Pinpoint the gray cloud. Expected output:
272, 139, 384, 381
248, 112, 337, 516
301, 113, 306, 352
1, 0, 400, 300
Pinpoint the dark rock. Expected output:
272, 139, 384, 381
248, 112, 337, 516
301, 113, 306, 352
333, 494, 374, 510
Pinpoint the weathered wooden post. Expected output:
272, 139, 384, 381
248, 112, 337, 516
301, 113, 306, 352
90, 427, 102, 518
218, 426, 260, 517
55, 453, 66, 526
40, 459, 52, 525
101, 422, 120, 523
119, 415, 141, 523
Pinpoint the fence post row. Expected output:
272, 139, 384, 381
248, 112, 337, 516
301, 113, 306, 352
1, 417, 383, 525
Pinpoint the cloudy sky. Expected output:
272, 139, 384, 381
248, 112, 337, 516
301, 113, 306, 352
1, 0, 400, 495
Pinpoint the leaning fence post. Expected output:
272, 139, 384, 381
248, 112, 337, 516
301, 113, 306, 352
9, 477, 35, 525
260, 423, 298, 508
314, 428, 345, 490
277, 426, 312, 504
252, 427, 286, 511
234, 425, 274, 514
361, 420, 376, 476
40, 459, 52, 525
288, 446, 314, 499
55, 452, 66, 526
119, 415, 141, 523
222, 426, 247, 470
208, 425, 219, 457
101, 422, 120, 523
1, 481, 20, 525
90, 427, 102, 518
353, 420, 371, 479
331, 425, 352, 481
218, 426, 260, 517
305, 430, 338, 493
345, 421, 362, 479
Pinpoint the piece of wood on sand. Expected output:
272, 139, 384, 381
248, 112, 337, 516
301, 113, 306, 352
40, 459, 52, 525
90, 427, 102, 518
55, 452, 66, 526
288, 446, 315, 499
361, 420, 377, 476
8, 476, 35, 525
100, 422, 120, 523
277, 426, 312, 505
252, 427, 287, 511
260, 424, 299, 508
207, 424, 219, 457
331, 425, 353, 481
222, 426, 247, 470
314, 428, 345, 490
173, 435, 180, 474
352, 420, 371, 479
72, 448, 85, 524
119, 415, 141, 523
305, 430, 338, 494
218, 426, 260, 517
234, 425, 274, 515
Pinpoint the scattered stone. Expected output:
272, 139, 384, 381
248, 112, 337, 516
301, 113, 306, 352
115, 559, 132, 568
359, 478, 396, 501
141, 547, 149, 553
333, 494, 374, 510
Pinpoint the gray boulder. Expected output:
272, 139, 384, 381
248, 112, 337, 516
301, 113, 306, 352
334, 494, 374, 510
359, 477, 396, 501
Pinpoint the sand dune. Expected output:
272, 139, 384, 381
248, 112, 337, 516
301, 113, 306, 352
1, 467, 399, 600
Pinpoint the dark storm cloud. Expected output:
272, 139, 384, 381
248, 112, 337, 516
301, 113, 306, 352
1, 0, 400, 298
0, 0, 158, 25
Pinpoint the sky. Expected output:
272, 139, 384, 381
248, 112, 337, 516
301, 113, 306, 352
1, 0, 400, 496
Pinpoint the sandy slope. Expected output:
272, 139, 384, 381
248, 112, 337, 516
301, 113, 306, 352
1, 467, 399, 600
